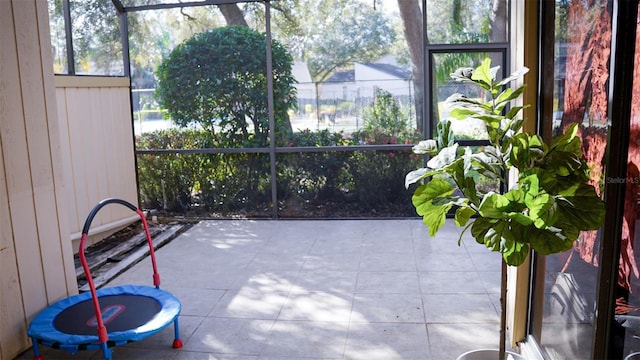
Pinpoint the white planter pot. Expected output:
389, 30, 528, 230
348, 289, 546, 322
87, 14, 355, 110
456, 349, 526, 360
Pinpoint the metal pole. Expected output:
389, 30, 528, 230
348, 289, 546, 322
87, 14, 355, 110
119, 12, 130, 77
63, 0, 75, 74
265, 0, 278, 219
421, 0, 429, 139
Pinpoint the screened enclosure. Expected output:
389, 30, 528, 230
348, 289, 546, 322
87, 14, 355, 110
47, 0, 510, 218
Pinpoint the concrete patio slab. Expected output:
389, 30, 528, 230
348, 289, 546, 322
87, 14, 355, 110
17, 219, 507, 360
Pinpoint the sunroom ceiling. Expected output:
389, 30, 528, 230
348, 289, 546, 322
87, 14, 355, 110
111, 0, 262, 12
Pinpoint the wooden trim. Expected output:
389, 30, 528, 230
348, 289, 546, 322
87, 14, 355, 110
54, 75, 130, 88
38, 0, 77, 297
70, 214, 139, 242
506, 0, 538, 348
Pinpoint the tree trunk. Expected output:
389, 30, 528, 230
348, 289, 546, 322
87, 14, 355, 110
490, 0, 507, 42
397, 0, 425, 132
561, 0, 611, 129
561, 0, 612, 268
489, 0, 507, 69
218, 4, 248, 26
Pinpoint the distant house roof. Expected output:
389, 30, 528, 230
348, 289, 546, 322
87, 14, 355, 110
292, 62, 313, 83
324, 69, 355, 83
321, 61, 411, 83
359, 62, 412, 79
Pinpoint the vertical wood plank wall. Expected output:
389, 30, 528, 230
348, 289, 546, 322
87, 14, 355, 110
55, 76, 139, 245
0, 1, 76, 359
0, 1, 139, 358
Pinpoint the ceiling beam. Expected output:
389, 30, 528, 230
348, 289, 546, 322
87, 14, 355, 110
111, 0, 125, 13
116, 0, 264, 13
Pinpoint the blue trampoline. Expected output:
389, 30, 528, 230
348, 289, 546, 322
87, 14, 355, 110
27, 198, 182, 360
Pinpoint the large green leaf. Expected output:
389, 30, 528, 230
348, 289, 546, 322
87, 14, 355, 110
503, 241, 530, 266
471, 217, 496, 245
478, 192, 510, 218
470, 58, 496, 91
405, 168, 429, 188
455, 206, 477, 227
544, 151, 583, 176
556, 185, 606, 230
502, 189, 533, 225
427, 144, 460, 170
412, 179, 456, 236
495, 85, 526, 113
481, 219, 514, 252
436, 119, 455, 148
553, 219, 580, 242
419, 202, 453, 237
520, 174, 540, 196
503, 223, 530, 265
412, 178, 454, 204
509, 133, 544, 170
450, 108, 480, 120
549, 123, 582, 156
528, 227, 574, 255
526, 193, 558, 228
495, 66, 530, 87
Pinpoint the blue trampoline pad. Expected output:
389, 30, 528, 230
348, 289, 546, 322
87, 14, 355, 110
28, 285, 181, 346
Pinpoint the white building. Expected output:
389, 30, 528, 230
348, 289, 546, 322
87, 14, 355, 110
318, 61, 413, 101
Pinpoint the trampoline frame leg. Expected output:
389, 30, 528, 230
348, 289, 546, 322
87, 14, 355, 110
100, 342, 112, 360
172, 317, 183, 348
30, 337, 43, 360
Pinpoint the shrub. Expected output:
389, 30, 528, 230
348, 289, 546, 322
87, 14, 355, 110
155, 26, 297, 147
136, 128, 420, 217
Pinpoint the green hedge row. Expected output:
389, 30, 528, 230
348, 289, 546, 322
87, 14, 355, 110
135, 128, 424, 218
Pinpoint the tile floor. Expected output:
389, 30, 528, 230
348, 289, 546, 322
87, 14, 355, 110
18, 219, 507, 360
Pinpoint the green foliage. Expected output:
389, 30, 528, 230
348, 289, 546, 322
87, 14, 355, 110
406, 58, 606, 266
155, 26, 297, 147
66, 0, 123, 74
135, 122, 422, 217
136, 129, 211, 211
351, 89, 422, 147
362, 89, 410, 139
136, 129, 271, 213
277, 0, 394, 81
309, 10, 394, 80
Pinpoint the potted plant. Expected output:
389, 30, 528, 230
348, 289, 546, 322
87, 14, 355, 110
405, 58, 606, 359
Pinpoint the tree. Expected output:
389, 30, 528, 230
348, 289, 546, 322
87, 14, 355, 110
65, 0, 123, 74
558, 0, 612, 274
398, 0, 424, 131
301, 3, 394, 81
155, 26, 297, 147
244, 0, 395, 81
218, 4, 249, 26
399, 0, 505, 131
127, 7, 225, 88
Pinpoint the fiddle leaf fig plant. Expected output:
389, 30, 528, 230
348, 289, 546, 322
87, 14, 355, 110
406, 58, 606, 266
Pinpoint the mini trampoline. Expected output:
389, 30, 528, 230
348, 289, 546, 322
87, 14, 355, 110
27, 198, 182, 360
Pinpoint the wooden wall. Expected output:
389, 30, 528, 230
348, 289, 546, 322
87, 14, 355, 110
55, 76, 139, 246
0, 1, 140, 358
0, 1, 76, 359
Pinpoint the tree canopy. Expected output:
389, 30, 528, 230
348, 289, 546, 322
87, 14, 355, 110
244, 0, 395, 81
155, 26, 296, 147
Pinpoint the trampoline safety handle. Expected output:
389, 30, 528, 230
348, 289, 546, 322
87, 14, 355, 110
78, 198, 163, 343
